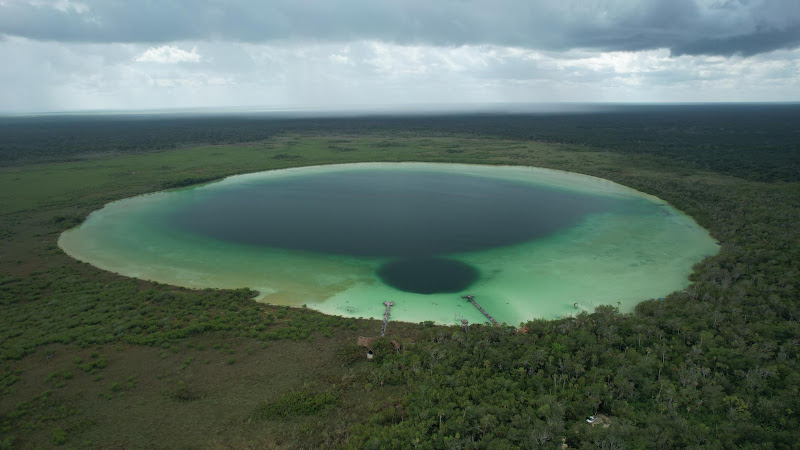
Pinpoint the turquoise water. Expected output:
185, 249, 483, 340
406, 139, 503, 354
59, 163, 719, 325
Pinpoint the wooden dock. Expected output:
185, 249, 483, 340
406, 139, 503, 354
380, 301, 394, 337
461, 295, 499, 326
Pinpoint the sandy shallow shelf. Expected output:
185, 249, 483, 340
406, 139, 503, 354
59, 162, 719, 325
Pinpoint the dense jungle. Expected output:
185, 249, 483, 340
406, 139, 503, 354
1, 105, 799, 448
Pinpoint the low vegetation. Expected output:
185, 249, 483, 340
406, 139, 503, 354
1, 110, 798, 447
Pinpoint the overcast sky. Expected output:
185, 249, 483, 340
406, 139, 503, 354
2, 0, 799, 112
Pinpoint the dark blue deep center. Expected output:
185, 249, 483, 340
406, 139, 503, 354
377, 258, 479, 294
171, 170, 624, 257
168, 168, 629, 293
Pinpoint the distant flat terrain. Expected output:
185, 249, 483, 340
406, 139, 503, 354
3, 103, 799, 181
1, 113, 798, 448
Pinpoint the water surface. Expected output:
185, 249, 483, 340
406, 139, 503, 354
59, 163, 719, 325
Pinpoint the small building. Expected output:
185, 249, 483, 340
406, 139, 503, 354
356, 336, 401, 359
586, 414, 611, 428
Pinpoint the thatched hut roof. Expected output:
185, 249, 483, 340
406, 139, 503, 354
356, 336, 401, 351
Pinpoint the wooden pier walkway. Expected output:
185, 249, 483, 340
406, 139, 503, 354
380, 301, 394, 337
461, 295, 499, 326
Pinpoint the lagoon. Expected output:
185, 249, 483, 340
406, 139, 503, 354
59, 163, 719, 325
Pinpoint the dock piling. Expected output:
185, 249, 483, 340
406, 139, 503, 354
461, 294, 499, 327
381, 301, 394, 337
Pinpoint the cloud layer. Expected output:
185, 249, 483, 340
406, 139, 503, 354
1, 1, 799, 112
3, 0, 800, 56
135, 45, 201, 64
2, 37, 798, 112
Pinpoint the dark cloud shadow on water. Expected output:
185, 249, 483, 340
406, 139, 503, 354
169, 170, 630, 258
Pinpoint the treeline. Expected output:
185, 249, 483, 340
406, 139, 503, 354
0, 115, 280, 164
1, 118, 799, 447
0, 267, 357, 361
345, 159, 800, 448
2, 103, 800, 182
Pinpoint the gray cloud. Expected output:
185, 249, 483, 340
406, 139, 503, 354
2, 36, 798, 113
672, 24, 800, 56
2, 0, 799, 56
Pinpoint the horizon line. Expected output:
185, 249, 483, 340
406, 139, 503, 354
3, 101, 800, 118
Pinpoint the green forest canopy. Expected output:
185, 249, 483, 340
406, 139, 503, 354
1, 108, 798, 447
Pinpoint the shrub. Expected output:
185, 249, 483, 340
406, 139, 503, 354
51, 427, 67, 446
251, 391, 338, 420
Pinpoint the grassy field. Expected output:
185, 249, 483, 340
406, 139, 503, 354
2, 131, 798, 447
